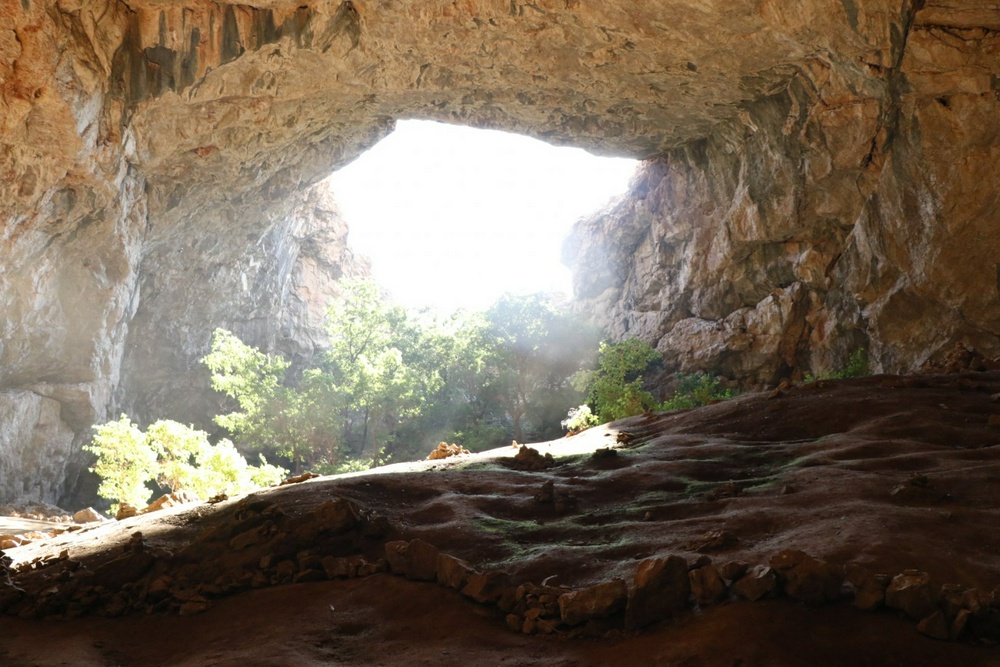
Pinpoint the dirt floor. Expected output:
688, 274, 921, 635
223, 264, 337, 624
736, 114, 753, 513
4, 372, 1000, 666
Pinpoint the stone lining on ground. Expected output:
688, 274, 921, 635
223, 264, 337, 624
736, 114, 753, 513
2, 492, 999, 646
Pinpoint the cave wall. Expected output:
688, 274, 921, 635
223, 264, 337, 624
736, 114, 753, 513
566, 3, 1000, 385
1, 0, 996, 503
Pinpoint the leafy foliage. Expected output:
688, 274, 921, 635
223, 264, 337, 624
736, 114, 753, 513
86, 415, 286, 514
804, 348, 869, 383
84, 415, 159, 515
660, 373, 733, 411
203, 328, 336, 470
561, 404, 600, 433
573, 339, 661, 422
201, 284, 598, 471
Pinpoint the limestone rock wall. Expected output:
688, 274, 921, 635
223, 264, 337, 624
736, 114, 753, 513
566, 2, 1000, 385
1, 0, 997, 502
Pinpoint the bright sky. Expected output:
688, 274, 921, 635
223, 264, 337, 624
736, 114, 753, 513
326, 119, 638, 314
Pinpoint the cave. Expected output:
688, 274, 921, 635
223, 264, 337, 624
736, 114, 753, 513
4, 0, 998, 505
2, 1, 1000, 663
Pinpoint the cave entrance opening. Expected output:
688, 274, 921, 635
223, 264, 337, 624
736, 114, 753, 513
325, 119, 638, 315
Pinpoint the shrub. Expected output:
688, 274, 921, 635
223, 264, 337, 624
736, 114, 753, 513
804, 348, 869, 383
86, 415, 287, 514
85, 415, 159, 515
574, 339, 661, 423
561, 404, 600, 433
660, 373, 733, 411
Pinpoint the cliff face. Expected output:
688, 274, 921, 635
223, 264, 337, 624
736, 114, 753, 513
1, 0, 996, 502
566, 3, 1000, 385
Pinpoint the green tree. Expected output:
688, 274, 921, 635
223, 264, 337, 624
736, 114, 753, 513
146, 419, 211, 493
202, 329, 337, 471
86, 416, 286, 514
85, 415, 159, 514
322, 279, 427, 465
574, 339, 661, 422
484, 293, 597, 442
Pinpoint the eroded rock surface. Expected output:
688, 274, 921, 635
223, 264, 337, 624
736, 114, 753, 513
1, 0, 998, 502
566, 2, 1000, 385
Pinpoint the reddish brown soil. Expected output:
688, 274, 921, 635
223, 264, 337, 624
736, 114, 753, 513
4, 372, 1000, 666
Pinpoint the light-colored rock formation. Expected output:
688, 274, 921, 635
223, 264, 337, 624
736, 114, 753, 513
566, 2, 1000, 385
1, 0, 998, 502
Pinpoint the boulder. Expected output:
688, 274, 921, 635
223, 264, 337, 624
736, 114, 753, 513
142, 491, 200, 515
917, 611, 951, 641
885, 570, 937, 620
437, 554, 474, 590
72, 507, 105, 524
731, 565, 777, 602
689, 565, 727, 607
626, 556, 691, 628
115, 504, 138, 521
461, 571, 513, 605
559, 579, 628, 626
405, 539, 439, 582
769, 550, 842, 605
845, 564, 889, 611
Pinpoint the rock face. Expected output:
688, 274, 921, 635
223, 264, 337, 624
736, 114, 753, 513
565, 2, 1000, 385
1, 0, 998, 502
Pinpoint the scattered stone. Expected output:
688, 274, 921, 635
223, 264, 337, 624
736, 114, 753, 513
769, 550, 842, 605
228, 523, 271, 551
322, 555, 366, 579
689, 565, 727, 607
642, 511, 653, 521
559, 579, 628, 626
719, 561, 749, 583
361, 515, 391, 539
689, 555, 712, 571
311, 499, 361, 535
940, 583, 971, 620
510, 446, 555, 471
437, 554, 474, 590
115, 504, 138, 520
505, 613, 522, 632
142, 491, 199, 515
406, 539, 439, 582
72, 508, 104, 524
275, 559, 297, 583
535, 618, 560, 635
952, 608, 972, 640
731, 565, 777, 601
91, 551, 154, 590
626, 556, 690, 629
208, 494, 228, 504
690, 530, 738, 553
462, 571, 512, 604
845, 565, 889, 611
616, 432, 636, 446
384, 541, 410, 576
178, 596, 210, 616
768, 379, 792, 399
280, 472, 319, 486
918, 610, 951, 640
427, 442, 470, 460
885, 570, 937, 620
590, 447, 618, 461
293, 569, 326, 584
